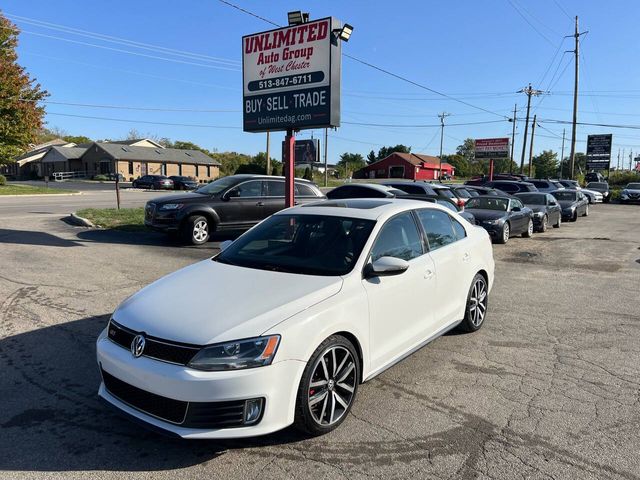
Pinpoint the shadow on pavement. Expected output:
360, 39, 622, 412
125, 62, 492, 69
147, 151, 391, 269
75, 227, 241, 248
0, 314, 310, 472
0, 228, 84, 248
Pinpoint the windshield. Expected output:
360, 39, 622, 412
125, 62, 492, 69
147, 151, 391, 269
215, 214, 375, 276
587, 182, 608, 189
194, 176, 238, 195
465, 197, 508, 211
552, 191, 577, 201
517, 194, 546, 205
626, 183, 640, 189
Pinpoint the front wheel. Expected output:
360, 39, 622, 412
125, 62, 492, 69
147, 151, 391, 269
294, 335, 360, 436
458, 273, 489, 333
522, 218, 534, 238
539, 215, 548, 233
182, 215, 210, 245
497, 222, 510, 244
553, 214, 561, 228
571, 210, 578, 222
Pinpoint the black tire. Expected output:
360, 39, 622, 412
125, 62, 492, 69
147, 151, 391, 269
497, 222, 510, 244
571, 210, 578, 222
539, 214, 548, 233
604, 197, 610, 203
132, 181, 138, 189
583, 204, 589, 216
182, 215, 210, 245
152, 183, 157, 190
294, 335, 360, 436
522, 218, 534, 238
458, 273, 489, 333
553, 214, 561, 228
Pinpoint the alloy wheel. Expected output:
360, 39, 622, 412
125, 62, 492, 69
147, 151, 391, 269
527, 219, 534, 236
468, 277, 488, 328
307, 346, 357, 426
503, 223, 510, 243
193, 220, 209, 243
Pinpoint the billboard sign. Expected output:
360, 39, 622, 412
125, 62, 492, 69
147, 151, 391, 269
281, 139, 320, 164
242, 18, 342, 133
585, 134, 612, 170
474, 138, 510, 159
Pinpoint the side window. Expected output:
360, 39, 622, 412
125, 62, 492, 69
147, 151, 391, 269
512, 199, 524, 209
370, 212, 423, 262
327, 186, 355, 199
451, 217, 467, 240
394, 184, 423, 195
266, 180, 285, 197
416, 209, 457, 251
235, 181, 264, 197
501, 183, 518, 193
295, 183, 317, 196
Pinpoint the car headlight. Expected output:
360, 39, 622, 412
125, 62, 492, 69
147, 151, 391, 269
533, 212, 543, 218
187, 335, 280, 371
484, 219, 501, 225
159, 203, 184, 211
622, 190, 629, 195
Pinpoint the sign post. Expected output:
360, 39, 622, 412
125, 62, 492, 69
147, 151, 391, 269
585, 134, 613, 171
242, 17, 342, 207
474, 138, 510, 181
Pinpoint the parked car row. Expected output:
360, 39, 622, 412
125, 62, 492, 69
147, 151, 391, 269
131, 175, 200, 190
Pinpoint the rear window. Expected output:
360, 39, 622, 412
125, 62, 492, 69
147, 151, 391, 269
453, 188, 472, 198
389, 184, 424, 195
434, 188, 455, 199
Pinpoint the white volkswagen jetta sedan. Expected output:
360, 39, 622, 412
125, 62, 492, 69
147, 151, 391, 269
97, 199, 494, 438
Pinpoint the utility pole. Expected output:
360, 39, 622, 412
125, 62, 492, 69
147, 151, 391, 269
528, 115, 537, 178
560, 129, 566, 178
265, 132, 271, 175
438, 112, 450, 181
567, 16, 588, 179
631, 150, 634, 171
617, 148, 621, 171
518, 84, 544, 174
622, 149, 626, 172
323, 128, 328, 187
509, 104, 517, 174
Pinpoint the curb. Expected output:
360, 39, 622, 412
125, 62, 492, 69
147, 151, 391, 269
68, 212, 95, 227
0, 192, 82, 198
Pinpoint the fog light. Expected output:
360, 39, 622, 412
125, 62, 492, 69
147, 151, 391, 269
244, 398, 263, 425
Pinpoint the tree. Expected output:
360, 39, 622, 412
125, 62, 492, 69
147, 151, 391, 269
532, 150, 559, 178
376, 144, 410, 161
366, 150, 377, 164
455, 138, 476, 163
63, 135, 92, 145
303, 166, 313, 180
0, 14, 49, 165
337, 152, 365, 178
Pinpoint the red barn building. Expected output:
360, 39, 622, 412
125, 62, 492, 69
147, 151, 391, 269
354, 153, 455, 180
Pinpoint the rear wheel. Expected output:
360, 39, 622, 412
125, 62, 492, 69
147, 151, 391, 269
294, 335, 359, 436
554, 214, 561, 228
458, 273, 489, 333
182, 215, 210, 245
583, 204, 589, 216
497, 222, 510, 244
522, 218, 534, 238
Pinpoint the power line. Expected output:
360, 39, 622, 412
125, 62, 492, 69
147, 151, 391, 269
18, 30, 241, 71
540, 118, 640, 130
5, 13, 241, 67
18, 99, 240, 113
506, 0, 556, 46
46, 112, 240, 129
217, 0, 280, 27
342, 119, 505, 128
552, 0, 573, 21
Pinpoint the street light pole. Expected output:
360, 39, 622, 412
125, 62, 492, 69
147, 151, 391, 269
510, 103, 517, 174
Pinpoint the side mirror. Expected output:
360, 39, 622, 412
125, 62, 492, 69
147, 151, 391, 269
219, 240, 233, 252
224, 189, 240, 200
511, 206, 521, 212
364, 256, 409, 279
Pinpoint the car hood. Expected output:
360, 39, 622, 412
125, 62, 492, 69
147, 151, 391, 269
582, 189, 602, 197
623, 188, 640, 193
525, 206, 546, 214
557, 200, 577, 209
112, 259, 343, 345
466, 209, 507, 221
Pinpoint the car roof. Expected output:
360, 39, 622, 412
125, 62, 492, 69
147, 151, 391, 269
280, 198, 451, 221
332, 183, 398, 193
228, 174, 314, 184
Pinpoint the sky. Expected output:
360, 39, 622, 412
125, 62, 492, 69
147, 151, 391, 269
3, 0, 640, 167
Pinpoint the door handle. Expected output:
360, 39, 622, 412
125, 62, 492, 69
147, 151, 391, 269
256, 202, 264, 207
424, 270, 434, 280
462, 252, 470, 262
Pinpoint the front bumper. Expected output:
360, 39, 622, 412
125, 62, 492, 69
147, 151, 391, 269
621, 193, 640, 202
477, 223, 502, 239
561, 209, 575, 220
96, 328, 305, 439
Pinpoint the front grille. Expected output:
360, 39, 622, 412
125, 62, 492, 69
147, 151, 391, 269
102, 369, 187, 424
107, 320, 200, 366
101, 368, 261, 428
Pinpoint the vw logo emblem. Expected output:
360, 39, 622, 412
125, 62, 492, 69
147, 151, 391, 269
131, 334, 146, 358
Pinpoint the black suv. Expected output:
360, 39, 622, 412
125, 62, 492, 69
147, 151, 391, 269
145, 174, 325, 244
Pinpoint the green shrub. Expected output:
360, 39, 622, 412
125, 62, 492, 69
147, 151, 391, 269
608, 171, 640, 187
0, 174, 6, 186
93, 174, 108, 181
611, 188, 622, 201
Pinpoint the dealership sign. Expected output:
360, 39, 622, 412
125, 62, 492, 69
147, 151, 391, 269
474, 138, 510, 159
585, 134, 612, 170
242, 18, 342, 133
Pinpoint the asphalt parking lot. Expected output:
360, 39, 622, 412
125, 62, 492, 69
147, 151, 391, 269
1, 201, 639, 479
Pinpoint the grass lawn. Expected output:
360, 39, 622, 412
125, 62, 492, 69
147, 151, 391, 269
0, 184, 77, 195
76, 207, 146, 231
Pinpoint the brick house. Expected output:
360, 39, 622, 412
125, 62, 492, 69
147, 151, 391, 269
2, 139, 72, 178
354, 153, 455, 180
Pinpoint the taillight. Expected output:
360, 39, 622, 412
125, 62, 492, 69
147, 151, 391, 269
457, 198, 465, 207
